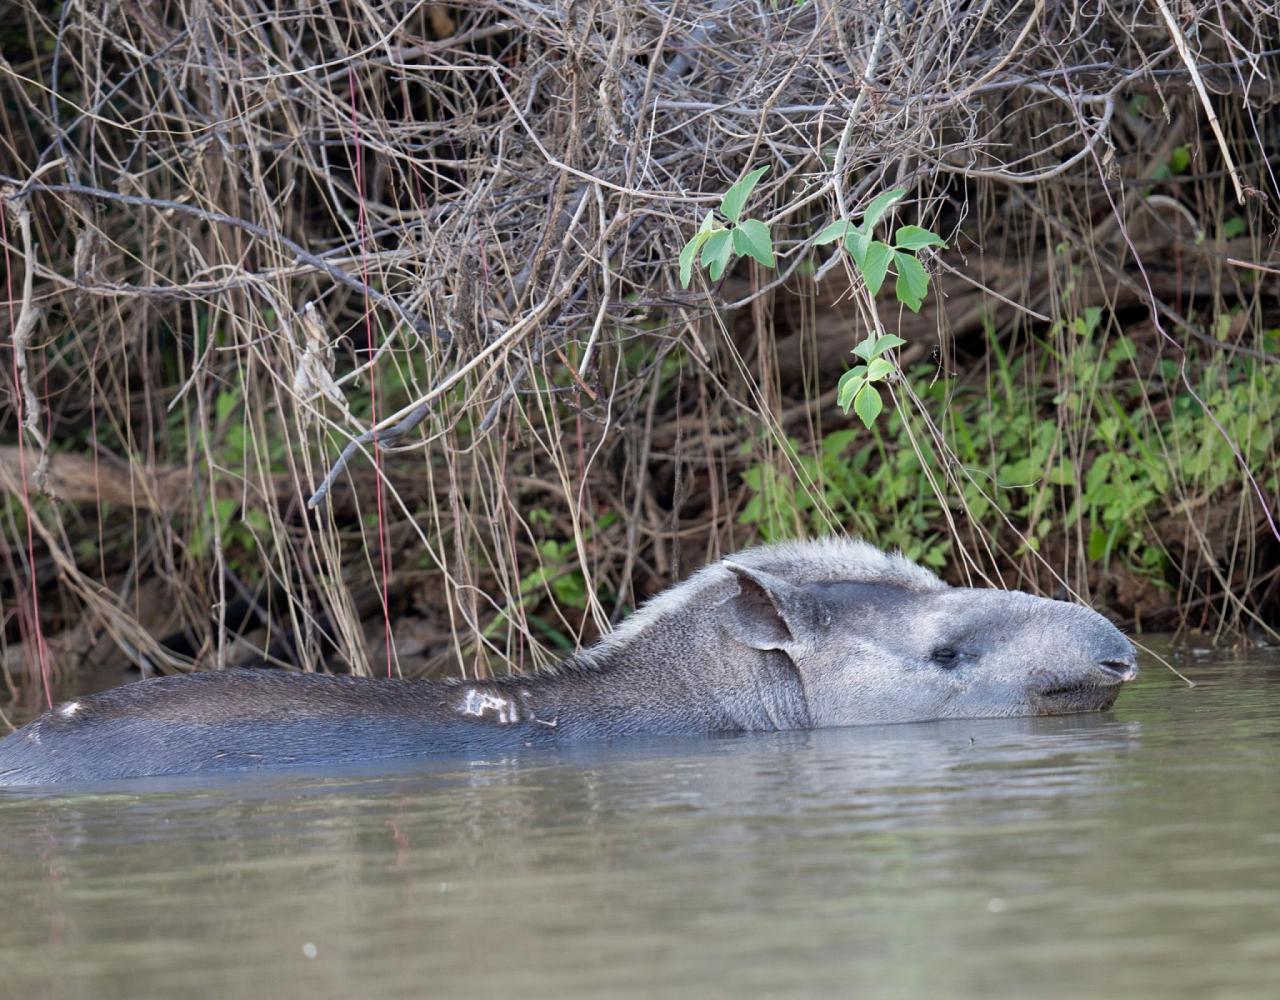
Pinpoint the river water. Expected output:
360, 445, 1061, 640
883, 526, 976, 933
1, 642, 1278, 999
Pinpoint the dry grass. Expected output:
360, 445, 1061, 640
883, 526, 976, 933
1, 1, 1277, 704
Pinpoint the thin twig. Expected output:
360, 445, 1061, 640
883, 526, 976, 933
1153, 0, 1248, 204
3, 178, 441, 340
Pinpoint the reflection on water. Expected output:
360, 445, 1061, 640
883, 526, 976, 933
2, 644, 1279, 999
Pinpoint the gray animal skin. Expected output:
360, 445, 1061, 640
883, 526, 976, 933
0, 538, 1138, 785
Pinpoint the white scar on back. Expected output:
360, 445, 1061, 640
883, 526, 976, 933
458, 689, 520, 724
58, 701, 82, 719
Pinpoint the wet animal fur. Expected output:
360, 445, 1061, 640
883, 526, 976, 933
0, 539, 1137, 785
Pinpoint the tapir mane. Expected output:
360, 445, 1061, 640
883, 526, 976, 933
565, 537, 946, 673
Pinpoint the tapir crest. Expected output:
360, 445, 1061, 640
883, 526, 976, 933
0, 538, 1137, 785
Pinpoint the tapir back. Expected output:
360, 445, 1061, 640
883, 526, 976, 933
0, 672, 552, 785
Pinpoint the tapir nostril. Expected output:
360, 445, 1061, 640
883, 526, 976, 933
1098, 658, 1138, 682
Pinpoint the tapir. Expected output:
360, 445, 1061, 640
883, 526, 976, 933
0, 539, 1138, 785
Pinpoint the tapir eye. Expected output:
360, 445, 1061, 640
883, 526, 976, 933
930, 647, 959, 667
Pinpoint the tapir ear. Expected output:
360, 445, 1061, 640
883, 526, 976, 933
719, 561, 831, 653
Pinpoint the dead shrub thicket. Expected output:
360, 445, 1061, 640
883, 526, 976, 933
1, 1, 1277, 699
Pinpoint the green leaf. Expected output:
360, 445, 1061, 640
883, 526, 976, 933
894, 251, 929, 312
243, 508, 271, 534
865, 357, 894, 380
894, 225, 947, 251
853, 383, 884, 428
1087, 525, 1109, 562
215, 390, 238, 426
190, 521, 208, 558
698, 210, 717, 234
851, 335, 877, 361
873, 333, 907, 354
214, 497, 238, 534
1047, 460, 1077, 486
814, 219, 853, 245
703, 228, 734, 281
679, 230, 711, 288
844, 226, 871, 266
836, 368, 866, 411
821, 429, 858, 458
720, 166, 769, 225
859, 241, 894, 295
1168, 145, 1191, 174
701, 229, 732, 266
860, 188, 906, 232
733, 219, 775, 267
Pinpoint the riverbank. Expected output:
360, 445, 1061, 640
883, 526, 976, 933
2, 2, 1276, 696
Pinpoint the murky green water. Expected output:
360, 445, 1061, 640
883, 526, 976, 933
2, 643, 1278, 999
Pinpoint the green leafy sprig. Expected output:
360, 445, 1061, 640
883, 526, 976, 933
814, 189, 946, 312
836, 332, 907, 428
679, 166, 776, 288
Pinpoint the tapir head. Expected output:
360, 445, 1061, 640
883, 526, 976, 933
717, 554, 1138, 726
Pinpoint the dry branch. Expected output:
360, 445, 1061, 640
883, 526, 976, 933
1, 0, 1277, 683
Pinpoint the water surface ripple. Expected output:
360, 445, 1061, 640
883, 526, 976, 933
2, 646, 1278, 999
